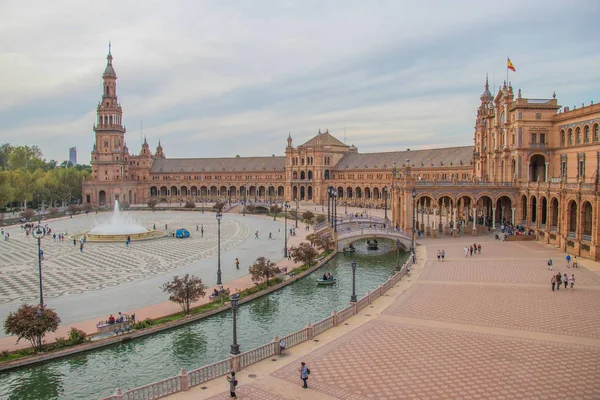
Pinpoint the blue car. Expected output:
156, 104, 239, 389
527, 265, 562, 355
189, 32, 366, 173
175, 229, 190, 239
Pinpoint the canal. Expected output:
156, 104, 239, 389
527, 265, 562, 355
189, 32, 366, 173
0, 239, 408, 400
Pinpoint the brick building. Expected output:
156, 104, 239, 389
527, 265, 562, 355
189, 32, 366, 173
83, 49, 600, 260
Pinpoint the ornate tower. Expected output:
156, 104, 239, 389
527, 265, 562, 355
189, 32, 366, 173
90, 43, 127, 182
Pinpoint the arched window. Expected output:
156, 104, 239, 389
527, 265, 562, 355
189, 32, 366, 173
594, 124, 599, 142
560, 130, 565, 146
500, 112, 505, 123
575, 127, 581, 144
584, 126, 590, 143
568, 129, 573, 145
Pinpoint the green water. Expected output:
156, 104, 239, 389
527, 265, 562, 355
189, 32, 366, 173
0, 239, 407, 399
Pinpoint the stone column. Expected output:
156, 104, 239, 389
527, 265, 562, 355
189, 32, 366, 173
472, 207, 477, 236
545, 162, 549, 182
492, 208, 496, 229
438, 200, 443, 232
511, 208, 515, 226
527, 162, 530, 182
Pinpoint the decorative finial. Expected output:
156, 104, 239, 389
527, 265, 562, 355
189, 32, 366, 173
485, 73, 489, 90
518, 89, 521, 98
108, 41, 112, 55
552, 91, 556, 99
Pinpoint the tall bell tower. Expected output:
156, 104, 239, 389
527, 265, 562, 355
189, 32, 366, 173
90, 43, 127, 182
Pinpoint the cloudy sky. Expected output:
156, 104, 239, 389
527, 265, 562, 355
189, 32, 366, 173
1, 0, 599, 165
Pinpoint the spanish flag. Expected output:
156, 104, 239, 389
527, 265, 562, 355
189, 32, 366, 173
507, 58, 516, 72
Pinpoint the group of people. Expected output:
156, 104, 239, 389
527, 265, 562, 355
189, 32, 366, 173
226, 360, 310, 397
551, 272, 575, 291
322, 272, 334, 281
436, 249, 446, 261
107, 312, 126, 324
211, 286, 230, 297
464, 243, 482, 257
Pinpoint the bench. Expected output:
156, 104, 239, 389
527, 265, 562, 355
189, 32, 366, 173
96, 314, 132, 335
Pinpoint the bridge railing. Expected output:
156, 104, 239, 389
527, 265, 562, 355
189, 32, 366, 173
100, 260, 413, 400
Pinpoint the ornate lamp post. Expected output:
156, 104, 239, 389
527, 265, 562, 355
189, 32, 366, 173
350, 260, 357, 303
396, 239, 402, 271
383, 186, 388, 223
295, 197, 299, 228
411, 187, 417, 253
216, 210, 223, 285
333, 191, 338, 233
227, 184, 231, 206
243, 184, 247, 216
230, 293, 240, 355
32, 201, 46, 353
284, 201, 289, 257
272, 186, 277, 221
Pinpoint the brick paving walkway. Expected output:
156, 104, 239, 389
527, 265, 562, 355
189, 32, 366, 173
165, 236, 600, 399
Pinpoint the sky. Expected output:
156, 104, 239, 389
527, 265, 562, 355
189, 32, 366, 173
0, 0, 599, 165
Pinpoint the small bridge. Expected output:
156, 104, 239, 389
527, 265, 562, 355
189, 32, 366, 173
336, 228, 412, 252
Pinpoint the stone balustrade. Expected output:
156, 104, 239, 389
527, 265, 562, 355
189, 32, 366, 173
100, 260, 412, 400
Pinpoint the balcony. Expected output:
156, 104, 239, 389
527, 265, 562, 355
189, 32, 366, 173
290, 179, 313, 183
528, 143, 547, 149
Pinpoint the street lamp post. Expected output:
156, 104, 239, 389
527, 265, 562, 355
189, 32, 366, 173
411, 187, 417, 253
254, 183, 258, 203
230, 293, 240, 355
396, 239, 401, 271
216, 211, 223, 285
272, 187, 277, 221
228, 184, 231, 206
383, 186, 388, 224
350, 261, 357, 302
327, 187, 331, 223
295, 197, 299, 228
32, 200, 46, 352
333, 191, 338, 233
243, 184, 247, 216
284, 202, 289, 257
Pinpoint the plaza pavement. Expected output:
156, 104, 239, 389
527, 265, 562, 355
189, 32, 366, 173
166, 233, 600, 399
0, 211, 308, 351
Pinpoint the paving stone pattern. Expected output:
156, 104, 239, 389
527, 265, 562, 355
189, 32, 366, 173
419, 260, 600, 286
205, 384, 287, 400
272, 320, 600, 400
385, 282, 600, 339
0, 215, 250, 304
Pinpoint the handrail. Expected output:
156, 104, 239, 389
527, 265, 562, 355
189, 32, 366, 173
101, 265, 411, 400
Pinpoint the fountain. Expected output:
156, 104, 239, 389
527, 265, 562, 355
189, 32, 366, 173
83, 201, 165, 242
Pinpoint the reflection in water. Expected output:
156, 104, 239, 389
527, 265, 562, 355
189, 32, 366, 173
0, 242, 408, 400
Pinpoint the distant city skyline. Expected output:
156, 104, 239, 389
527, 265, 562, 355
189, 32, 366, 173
0, 1, 599, 164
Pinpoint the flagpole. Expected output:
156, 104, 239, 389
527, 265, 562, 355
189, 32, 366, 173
506, 56, 509, 87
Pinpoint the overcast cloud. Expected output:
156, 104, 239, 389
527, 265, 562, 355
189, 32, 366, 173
0, 0, 599, 164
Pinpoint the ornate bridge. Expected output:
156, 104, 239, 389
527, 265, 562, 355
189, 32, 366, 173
336, 227, 412, 252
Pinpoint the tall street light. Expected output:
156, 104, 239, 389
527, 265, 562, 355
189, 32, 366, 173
228, 184, 231, 206
396, 239, 402, 271
284, 201, 289, 257
383, 186, 388, 224
216, 210, 223, 285
243, 184, 247, 216
32, 199, 46, 352
411, 187, 417, 253
295, 197, 299, 228
273, 186, 277, 221
350, 261, 357, 303
230, 293, 240, 355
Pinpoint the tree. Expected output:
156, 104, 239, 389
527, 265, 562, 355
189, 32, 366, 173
245, 205, 256, 213
0, 171, 13, 208
4, 304, 61, 351
248, 256, 281, 286
161, 274, 207, 315
7, 145, 45, 172
183, 201, 196, 208
289, 242, 319, 268
11, 169, 40, 209
302, 211, 314, 223
315, 214, 326, 224
67, 204, 80, 216
269, 204, 281, 214
147, 198, 158, 211
315, 234, 334, 251
213, 202, 225, 211
20, 208, 35, 220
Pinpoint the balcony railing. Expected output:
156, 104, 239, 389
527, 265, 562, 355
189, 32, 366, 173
567, 232, 576, 239
528, 143, 547, 148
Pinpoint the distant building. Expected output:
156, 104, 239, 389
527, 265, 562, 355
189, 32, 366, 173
83, 48, 600, 261
69, 147, 77, 165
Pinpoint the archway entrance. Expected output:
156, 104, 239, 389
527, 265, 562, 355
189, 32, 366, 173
529, 154, 546, 182
99, 190, 106, 206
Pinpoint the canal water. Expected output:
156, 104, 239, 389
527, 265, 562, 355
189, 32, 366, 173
0, 240, 408, 400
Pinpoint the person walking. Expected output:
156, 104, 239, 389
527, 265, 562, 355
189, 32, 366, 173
80, 242, 84, 252
437, 249, 441, 262
226, 371, 238, 398
547, 258, 553, 270
573, 256, 578, 268
551, 275, 556, 291
566, 254, 571, 268
556, 272, 562, 290
464, 246, 469, 258
441, 249, 445, 262
201, 225, 204, 237
477, 243, 481, 254
563, 273, 569, 289
235, 258, 240, 270
469, 245, 474, 256
299, 362, 309, 389
569, 274, 575, 290
255, 231, 259, 239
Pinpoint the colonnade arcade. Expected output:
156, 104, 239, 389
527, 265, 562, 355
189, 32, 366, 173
149, 185, 285, 201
